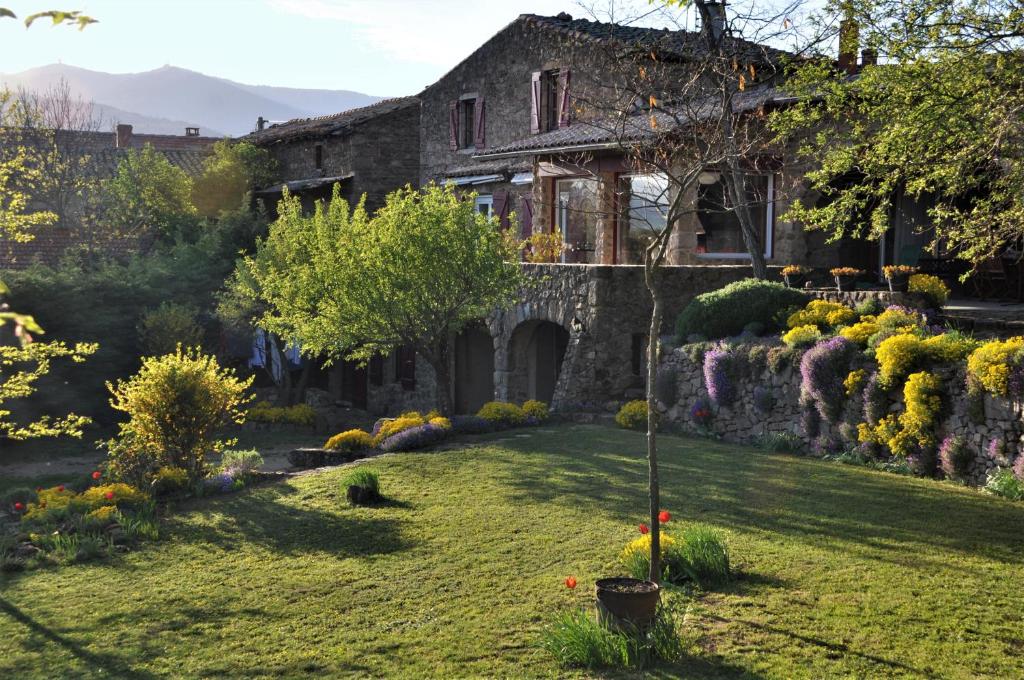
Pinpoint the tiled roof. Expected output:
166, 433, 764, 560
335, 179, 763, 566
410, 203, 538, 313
521, 13, 790, 63
476, 83, 791, 158
245, 96, 420, 145
439, 159, 532, 179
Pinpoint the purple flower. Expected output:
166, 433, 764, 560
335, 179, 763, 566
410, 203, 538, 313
380, 423, 447, 452
939, 435, 974, 480
703, 348, 736, 408
800, 336, 858, 424
690, 398, 713, 426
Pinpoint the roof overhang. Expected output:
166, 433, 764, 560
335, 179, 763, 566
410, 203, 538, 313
473, 141, 622, 160
254, 174, 353, 194
443, 173, 504, 186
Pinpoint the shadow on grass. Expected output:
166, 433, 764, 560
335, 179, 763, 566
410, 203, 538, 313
167, 483, 412, 557
490, 426, 1024, 566
0, 597, 158, 679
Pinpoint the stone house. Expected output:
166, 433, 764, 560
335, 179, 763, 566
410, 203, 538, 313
246, 96, 420, 215
0, 124, 218, 268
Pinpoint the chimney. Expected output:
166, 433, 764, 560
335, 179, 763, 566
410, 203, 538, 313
861, 48, 877, 66
699, 1, 727, 44
256, 116, 266, 132
838, 19, 859, 74
115, 123, 133, 148
185, 127, 200, 136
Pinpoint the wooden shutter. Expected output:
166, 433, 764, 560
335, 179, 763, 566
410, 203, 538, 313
557, 70, 572, 128
474, 97, 486, 149
493, 190, 509, 229
530, 72, 542, 134
448, 101, 459, 151
520, 195, 534, 239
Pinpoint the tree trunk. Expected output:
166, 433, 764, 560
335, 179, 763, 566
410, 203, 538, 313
643, 260, 663, 584
425, 338, 454, 415
723, 167, 769, 280
271, 334, 293, 406
292, 360, 312, 406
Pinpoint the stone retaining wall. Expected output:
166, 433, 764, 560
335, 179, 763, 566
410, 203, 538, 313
659, 344, 1023, 487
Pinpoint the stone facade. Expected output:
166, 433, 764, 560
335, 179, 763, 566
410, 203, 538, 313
660, 344, 1024, 488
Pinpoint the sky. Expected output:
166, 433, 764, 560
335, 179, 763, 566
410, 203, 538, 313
0, 0, 702, 96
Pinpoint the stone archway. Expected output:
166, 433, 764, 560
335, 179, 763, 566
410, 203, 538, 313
454, 325, 495, 414
506, 320, 570, 405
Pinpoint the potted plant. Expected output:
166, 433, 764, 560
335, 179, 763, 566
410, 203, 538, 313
883, 264, 917, 292
595, 577, 661, 629
781, 264, 812, 289
831, 267, 864, 292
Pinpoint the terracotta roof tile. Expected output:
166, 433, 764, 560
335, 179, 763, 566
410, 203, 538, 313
245, 96, 420, 145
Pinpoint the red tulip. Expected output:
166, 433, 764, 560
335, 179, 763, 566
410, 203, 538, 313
13, 502, 24, 512
565, 576, 577, 589
92, 471, 102, 480
57, 485, 65, 492
35, 487, 43, 492
658, 510, 671, 523
104, 491, 115, 500
638, 523, 649, 535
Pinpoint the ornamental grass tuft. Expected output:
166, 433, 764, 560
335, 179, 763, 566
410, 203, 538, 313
540, 605, 684, 670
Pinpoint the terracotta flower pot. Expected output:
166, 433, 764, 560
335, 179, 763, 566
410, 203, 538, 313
595, 577, 660, 629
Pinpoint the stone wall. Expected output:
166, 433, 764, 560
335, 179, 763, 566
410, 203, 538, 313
659, 344, 1023, 487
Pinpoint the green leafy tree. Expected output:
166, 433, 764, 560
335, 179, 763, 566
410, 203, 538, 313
192, 140, 278, 217
234, 183, 524, 414
0, 8, 96, 30
773, 0, 1024, 269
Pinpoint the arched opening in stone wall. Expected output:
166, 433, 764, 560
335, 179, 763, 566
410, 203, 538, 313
507, 320, 570, 405
454, 325, 495, 414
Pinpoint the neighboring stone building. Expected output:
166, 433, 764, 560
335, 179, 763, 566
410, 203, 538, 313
246, 96, 420, 215
0, 124, 219, 269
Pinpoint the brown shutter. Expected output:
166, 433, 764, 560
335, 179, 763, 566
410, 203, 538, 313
474, 97, 486, 149
530, 72, 542, 134
449, 101, 459, 151
520, 195, 533, 239
493, 190, 509, 229
557, 70, 572, 128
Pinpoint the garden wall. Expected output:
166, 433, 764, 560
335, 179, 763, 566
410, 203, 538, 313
659, 345, 1023, 487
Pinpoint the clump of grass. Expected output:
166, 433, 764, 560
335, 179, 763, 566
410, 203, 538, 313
341, 468, 380, 505
758, 432, 804, 454
540, 605, 684, 670
676, 524, 730, 587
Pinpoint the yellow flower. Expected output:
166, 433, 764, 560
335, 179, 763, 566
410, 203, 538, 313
908, 274, 949, 307
782, 324, 822, 348
840, 321, 879, 345
621, 533, 677, 562
967, 337, 1024, 396
787, 300, 856, 330
324, 429, 374, 451
844, 369, 866, 396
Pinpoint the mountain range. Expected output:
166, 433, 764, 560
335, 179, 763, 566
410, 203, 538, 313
0, 64, 387, 137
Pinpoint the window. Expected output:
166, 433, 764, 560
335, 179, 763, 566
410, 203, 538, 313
460, 99, 476, 148
314, 144, 323, 170
696, 173, 774, 258
531, 69, 571, 133
474, 194, 493, 218
449, 96, 483, 150
618, 173, 670, 264
556, 178, 599, 264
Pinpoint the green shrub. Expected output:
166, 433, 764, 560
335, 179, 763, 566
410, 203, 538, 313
539, 605, 683, 670
675, 279, 808, 342
615, 400, 648, 431
220, 449, 264, 476
1, 487, 35, 510
985, 468, 1024, 501
104, 346, 253, 482
522, 399, 550, 421
138, 302, 204, 357
676, 524, 730, 587
150, 466, 190, 497
341, 468, 380, 505
477, 401, 526, 428
324, 429, 374, 452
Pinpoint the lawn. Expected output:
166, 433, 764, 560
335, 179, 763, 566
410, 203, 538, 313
2, 425, 1024, 678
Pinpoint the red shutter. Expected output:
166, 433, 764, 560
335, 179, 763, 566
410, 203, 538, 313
449, 101, 459, 151
474, 97, 486, 149
520, 195, 533, 239
530, 72, 542, 134
557, 70, 572, 128
493, 190, 509, 229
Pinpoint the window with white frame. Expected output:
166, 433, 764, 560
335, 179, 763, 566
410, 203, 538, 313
474, 194, 493, 218
696, 172, 774, 258
555, 178, 599, 264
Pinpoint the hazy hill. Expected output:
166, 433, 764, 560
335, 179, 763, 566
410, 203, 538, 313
1, 64, 385, 137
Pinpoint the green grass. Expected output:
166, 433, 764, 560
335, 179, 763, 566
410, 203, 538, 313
2, 425, 1024, 678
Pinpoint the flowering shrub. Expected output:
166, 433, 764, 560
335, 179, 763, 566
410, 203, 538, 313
985, 468, 1024, 500
1014, 452, 1024, 481
374, 413, 431, 444
379, 423, 448, 452
800, 336, 859, 424
766, 345, 798, 373
615, 400, 648, 431
781, 264, 811, 276
246, 401, 316, 426
875, 333, 928, 387
150, 466, 190, 496
690, 398, 713, 427
939, 436, 974, 481
859, 371, 942, 458
522, 399, 550, 421
703, 348, 737, 407
80, 483, 150, 510
839, 319, 879, 345
883, 265, 917, 278
967, 337, 1024, 397
830, 267, 864, 277
909, 273, 950, 308
621, 525, 730, 586
844, 369, 866, 396
787, 300, 856, 330
782, 324, 823, 348
324, 429, 374, 453
85, 505, 120, 524
449, 415, 494, 434
477, 401, 526, 428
